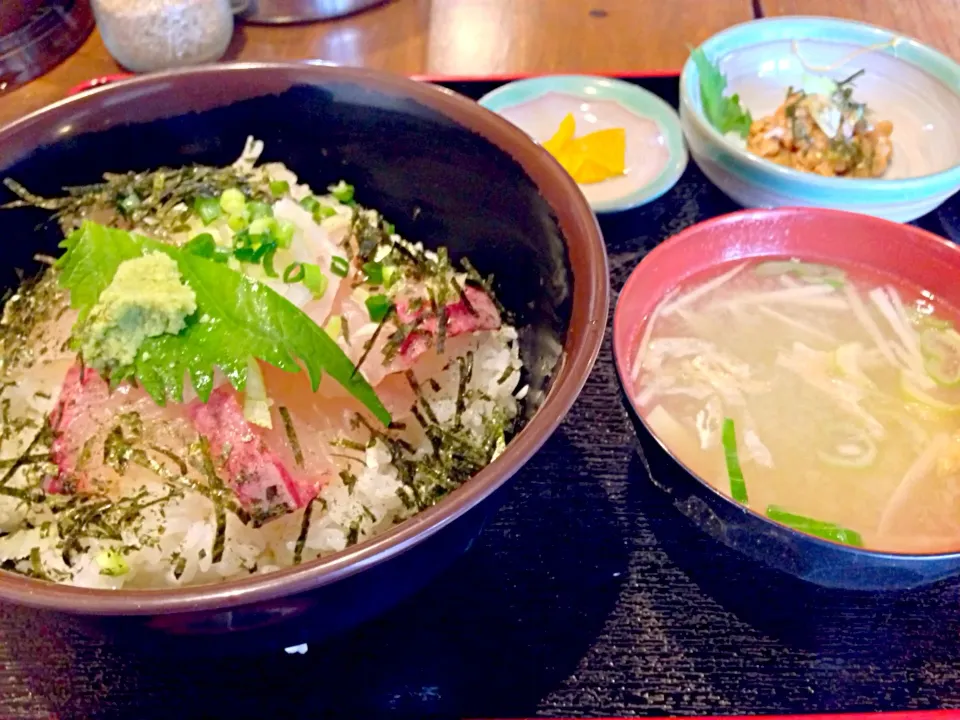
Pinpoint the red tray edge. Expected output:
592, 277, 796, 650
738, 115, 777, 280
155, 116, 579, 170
473, 714, 960, 720
64, 67, 682, 97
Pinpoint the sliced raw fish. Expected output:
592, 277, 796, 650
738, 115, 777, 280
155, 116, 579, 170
48, 364, 195, 495
188, 385, 330, 522
268, 199, 354, 328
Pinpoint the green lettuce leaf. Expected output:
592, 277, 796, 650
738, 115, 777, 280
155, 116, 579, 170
690, 47, 753, 139
58, 221, 391, 426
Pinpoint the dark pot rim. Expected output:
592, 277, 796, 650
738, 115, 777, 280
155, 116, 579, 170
0, 62, 610, 615
612, 206, 960, 565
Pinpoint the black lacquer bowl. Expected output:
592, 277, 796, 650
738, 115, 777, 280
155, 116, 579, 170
0, 63, 608, 648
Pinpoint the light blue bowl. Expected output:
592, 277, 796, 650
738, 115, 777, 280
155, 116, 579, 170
479, 75, 687, 214
680, 16, 960, 223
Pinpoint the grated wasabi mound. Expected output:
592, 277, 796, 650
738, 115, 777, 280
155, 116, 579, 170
79, 251, 197, 371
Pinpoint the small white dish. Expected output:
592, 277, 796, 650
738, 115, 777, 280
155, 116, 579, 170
479, 75, 688, 214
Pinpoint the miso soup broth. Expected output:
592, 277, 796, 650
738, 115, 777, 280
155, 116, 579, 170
631, 257, 960, 553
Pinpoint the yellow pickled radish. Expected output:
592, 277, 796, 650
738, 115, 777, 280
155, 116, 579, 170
541, 113, 626, 184
571, 128, 626, 174
543, 113, 576, 155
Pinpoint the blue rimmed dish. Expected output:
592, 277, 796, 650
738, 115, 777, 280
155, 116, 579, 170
479, 75, 688, 214
680, 16, 960, 223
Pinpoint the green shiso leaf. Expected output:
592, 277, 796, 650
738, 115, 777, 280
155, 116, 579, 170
58, 220, 391, 426
690, 46, 753, 139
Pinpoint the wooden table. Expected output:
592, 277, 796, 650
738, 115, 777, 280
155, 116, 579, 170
2, 0, 957, 129
759, 0, 960, 61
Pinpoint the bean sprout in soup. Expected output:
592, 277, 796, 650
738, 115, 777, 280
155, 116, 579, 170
631, 258, 960, 553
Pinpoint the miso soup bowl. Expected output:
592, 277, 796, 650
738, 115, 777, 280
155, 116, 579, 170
680, 16, 960, 223
613, 207, 960, 591
0, 63, 608, 649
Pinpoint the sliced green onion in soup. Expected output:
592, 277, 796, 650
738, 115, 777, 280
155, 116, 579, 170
832, 343, 875, 389
919, 314, 953, 331
765, 505, 863, 547
753, 259, 845, 287
721, 418, 748, 503
920, 327, 960, 386
901, 369, 960, 413
817, 423, 877, 469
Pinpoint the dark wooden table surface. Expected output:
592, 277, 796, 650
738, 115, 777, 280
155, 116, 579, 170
3, 3, 960, 719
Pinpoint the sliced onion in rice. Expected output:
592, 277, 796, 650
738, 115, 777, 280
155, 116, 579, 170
244, 357, 273, 429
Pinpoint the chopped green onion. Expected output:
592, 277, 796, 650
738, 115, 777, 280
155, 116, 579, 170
96, 547, 129, 577
382, 221, 395, 236
900, 369, 960, 413
365, 294, 392, 323
329, 180, 355, 204
314, 205, 337, 221
119, 193, 141, 214
262, 247, 279, 278
300, 196, 321, 214
183, 232, 217, 258
330, 256, 350, 278
248, 216, 275, 236
765, 505, 863, 547
382, 264, 399, 289
233, 230, 277, 267
250, 239, 277, 263
920, 314, 953, 331
227, 214, 248, 232
283, 262, 306, 284
233, 229, 254, 249
302, 263, 328, 298
817, 422, 877, 469
193, 195, 222, 225
219, 188, 247, 216
754, 260, 845, 288
248, 201, 273, 220
269, 179, 290, 197
233, 247, 256, 262
183, 234, 231, 264
920, 327, 960, 386
721, 418, 748, 503
274, 219, 295, 249
362, 261, 384, 285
